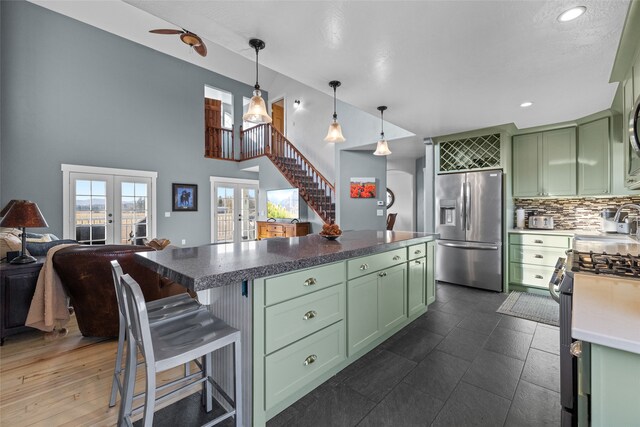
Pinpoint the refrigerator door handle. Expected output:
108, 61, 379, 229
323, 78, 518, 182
438, 242, 499, 251
466, 182, 471, 231
461, 182, 466, 231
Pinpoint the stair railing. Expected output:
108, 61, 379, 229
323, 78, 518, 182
240, 124, 271, 160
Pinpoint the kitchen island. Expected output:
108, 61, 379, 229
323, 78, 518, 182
136, 231, 438, 425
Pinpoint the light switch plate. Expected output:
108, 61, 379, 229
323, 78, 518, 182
377, 200, 384, 206
165, 212, 171, 217
377, 209, 384, 216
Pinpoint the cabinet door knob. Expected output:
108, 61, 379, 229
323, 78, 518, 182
360, 264, 369, 271
534, 239, 544, 244
414, 250, 422, 255
570, 341, 582, 357
303, 354, 317, 366
535, 274, 544, 279
534, 254, 544, 259
378, 272, 387, 277
393, 255, 401, 261
302, 310, 317, 320
415, 260, 422, 265
304, 277, 317, 286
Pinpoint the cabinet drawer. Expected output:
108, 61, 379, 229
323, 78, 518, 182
265, 321, 345, 409
265, 262, 344, 306
509, 263, 555, 289
347, 248, 407, 279
509, 245, 567, 267
265, 284, 345, 354
408, 243, 427, 260
510, 234, 571, 248
266, 225, 285, 233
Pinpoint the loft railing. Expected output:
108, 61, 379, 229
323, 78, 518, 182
205, 125, 234, 160
239, 124, 270, 160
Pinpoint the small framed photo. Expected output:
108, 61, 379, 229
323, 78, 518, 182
172, 183, 198, 212
350, 177, 377, 198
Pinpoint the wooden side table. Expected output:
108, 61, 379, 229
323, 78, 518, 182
0, 257, 44, 345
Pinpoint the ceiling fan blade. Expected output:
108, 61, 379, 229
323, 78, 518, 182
194, 42, 207, 57
149, 29, 183, 35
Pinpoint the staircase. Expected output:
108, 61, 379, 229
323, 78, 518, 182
238, 124, 336, 224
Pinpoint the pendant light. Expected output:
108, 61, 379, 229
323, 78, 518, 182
324, 80, 346, 143
373, 106, 392, 156
243, 38, 272, 124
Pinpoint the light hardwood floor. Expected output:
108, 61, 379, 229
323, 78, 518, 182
0, 316, 197, 426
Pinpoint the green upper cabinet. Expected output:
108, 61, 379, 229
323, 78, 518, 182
513, 133, 542, 197
543, 128, 577, 196
513, 128, 577, 197
578, 118, 610, 195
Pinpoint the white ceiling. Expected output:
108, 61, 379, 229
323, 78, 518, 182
31, 0, 630, 148
120, 0, 630, 140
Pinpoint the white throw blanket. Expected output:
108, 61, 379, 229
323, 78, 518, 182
25, 243, 78, 332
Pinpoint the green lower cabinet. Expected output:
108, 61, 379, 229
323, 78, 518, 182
426, 241, 436, 305
348, 263, 407, 355
408, 257, 426, 317
590, 343, 640, 426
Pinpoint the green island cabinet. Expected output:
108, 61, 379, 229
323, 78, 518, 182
252, 241, 436, 425
513, 128, 577, 197
509, 233, 572, 291
580, 343, 640, 426
578, 117, 610, 195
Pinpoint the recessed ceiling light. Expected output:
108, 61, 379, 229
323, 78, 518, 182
520, 102, 533, 108
558, 6, 587, 22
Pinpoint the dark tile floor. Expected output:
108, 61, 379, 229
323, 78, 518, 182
146, 282, 561, 426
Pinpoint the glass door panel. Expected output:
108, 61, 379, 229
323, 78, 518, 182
240, 187, 258, 241
216, 185, 235, 243
116, 178, 151, 245
71, 174, 112, 245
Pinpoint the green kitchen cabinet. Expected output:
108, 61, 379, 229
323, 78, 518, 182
347, 263, 407, 355
578, 118, 610, 195
426, 241, 436, 305
513, 133, 542, 197
590, 344, 640, 426
512, 128, 577, 197
407, 257, 426, 317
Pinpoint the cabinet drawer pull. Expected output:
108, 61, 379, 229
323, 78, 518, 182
302, 310, 317, 321
304, 278, 317, 286
534, 254, 544, 259
534, 274, 544, 279
392, 255, 401, 261
303, 354, 317, 366
415, 260, 422, 265
378, 272, 387, 277
534, 239, 544, 244
360, 263, 369, 271
414, 250, 422, 255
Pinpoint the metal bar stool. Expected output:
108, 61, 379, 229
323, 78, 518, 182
118, 273, 242, 427
109, 261, 203, 408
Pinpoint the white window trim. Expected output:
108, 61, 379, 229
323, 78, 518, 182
210, 176, 259, 243
62, 164, 158, 240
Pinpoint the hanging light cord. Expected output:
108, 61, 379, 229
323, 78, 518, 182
333, 86, 338, 120
380, 109, 385, 138
254, 45, 260, 90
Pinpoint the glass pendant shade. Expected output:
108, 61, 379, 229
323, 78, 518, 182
324, 120, 345, 143
373, 138, 392, 156
243, 89, 272, 124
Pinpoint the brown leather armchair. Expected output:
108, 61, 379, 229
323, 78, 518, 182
53, 245, 189, 337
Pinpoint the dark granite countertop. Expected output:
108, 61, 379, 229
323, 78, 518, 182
135, 230, 438, 291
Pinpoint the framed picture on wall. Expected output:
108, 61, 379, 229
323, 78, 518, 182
172, 183, 198, 211
350, 177, 377, 198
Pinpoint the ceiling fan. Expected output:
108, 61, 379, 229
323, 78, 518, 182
149, 28, 207, 57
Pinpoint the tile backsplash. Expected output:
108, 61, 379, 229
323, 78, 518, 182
514, 196, 640, 230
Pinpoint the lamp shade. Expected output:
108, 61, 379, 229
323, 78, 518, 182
0, 200, 48, 228
242, 89, 272, 124
324, 121, 346, 143
0, 199, 23, 217
373, 139, 392, 156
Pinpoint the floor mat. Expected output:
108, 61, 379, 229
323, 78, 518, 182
496, 291, 559, 327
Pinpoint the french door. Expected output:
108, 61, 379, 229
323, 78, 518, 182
68, 172, 153, 245
213, 182, 258, 243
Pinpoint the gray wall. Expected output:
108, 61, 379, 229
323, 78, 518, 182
1, 1, 261, 246
339, 151, 387, 231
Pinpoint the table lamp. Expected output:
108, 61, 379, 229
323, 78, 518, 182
0, 200, 49, 264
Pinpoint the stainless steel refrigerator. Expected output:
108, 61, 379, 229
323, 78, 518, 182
435, 169, 503, 291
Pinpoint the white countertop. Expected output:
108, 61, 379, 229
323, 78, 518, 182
509, 228, 586, 236
572, 273, 640, 354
